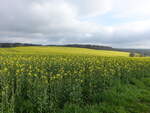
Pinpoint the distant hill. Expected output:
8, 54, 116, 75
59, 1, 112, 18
0, 43, 114, 50
0, 46, 129, 57
48, 44, 150, 56
58, 44, 150, 56
0, 43, 150, 56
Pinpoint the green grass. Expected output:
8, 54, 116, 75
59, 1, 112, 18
0, 47, 150, 113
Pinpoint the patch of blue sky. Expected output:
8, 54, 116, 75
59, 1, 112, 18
80, 12, 148, 26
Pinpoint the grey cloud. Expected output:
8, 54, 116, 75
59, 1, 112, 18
0, 0, 150, 48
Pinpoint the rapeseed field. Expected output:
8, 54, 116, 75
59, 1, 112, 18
0, 47, 150, 113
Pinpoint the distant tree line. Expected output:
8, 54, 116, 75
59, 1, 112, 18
61, 44, 114, 50
0, 43, 41, 48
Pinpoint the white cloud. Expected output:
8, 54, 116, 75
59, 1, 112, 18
67, 0, 112, 17
113, 0, 150, 18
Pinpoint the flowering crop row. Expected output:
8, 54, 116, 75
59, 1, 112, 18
0, 52, 150, 113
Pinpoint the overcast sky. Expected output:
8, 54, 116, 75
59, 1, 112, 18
0, 0, 150, 48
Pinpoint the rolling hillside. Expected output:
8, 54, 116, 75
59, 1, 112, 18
0, 43, 149, 56
0, 46, 129, 56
